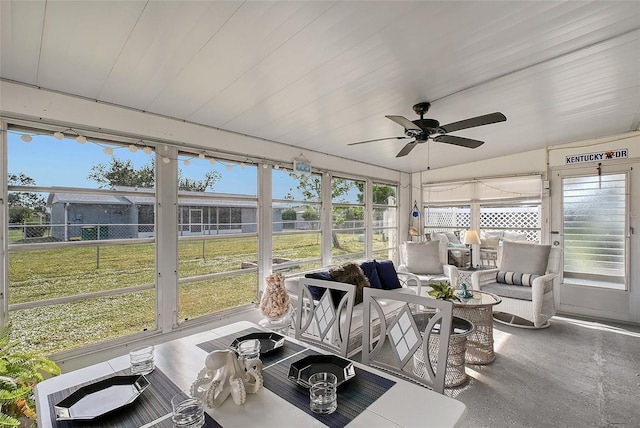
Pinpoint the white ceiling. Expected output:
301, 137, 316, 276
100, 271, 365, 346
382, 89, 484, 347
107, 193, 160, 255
1, 1, 639, 173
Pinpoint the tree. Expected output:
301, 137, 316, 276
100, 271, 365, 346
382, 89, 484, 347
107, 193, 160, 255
177, 171, 221, 192
356, 183, 396, 205
88, 158, 221, 191
286, 173, 356, 249
7, 173, 46, 224
88, 158, 154, 188
356, 183, 396, 221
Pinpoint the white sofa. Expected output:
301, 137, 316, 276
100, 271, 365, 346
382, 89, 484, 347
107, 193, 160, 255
284, 261, 418, 357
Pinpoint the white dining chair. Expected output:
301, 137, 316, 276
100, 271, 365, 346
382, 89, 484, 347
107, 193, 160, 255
361, 287, 454, 394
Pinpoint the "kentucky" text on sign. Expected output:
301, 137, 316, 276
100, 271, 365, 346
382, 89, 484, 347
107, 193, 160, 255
566, 149, 628, 164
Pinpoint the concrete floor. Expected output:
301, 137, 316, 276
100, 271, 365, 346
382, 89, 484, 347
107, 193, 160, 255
449, 315, 640, 428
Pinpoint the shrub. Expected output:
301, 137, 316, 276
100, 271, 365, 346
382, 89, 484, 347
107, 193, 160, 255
0, 325, 60, 427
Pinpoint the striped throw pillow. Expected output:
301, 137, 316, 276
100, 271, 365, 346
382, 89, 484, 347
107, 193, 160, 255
496, 271, 540, 287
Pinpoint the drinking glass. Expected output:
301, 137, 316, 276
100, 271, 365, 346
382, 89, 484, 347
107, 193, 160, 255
236, 339, 261, 362
129, 345, 155, 375
171, 390, 205, 428
309, 372, 337, 414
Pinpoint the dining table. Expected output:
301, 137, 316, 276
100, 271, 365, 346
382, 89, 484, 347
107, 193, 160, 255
35, 321, 468, 427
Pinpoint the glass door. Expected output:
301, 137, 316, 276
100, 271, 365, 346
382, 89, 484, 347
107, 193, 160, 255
551, 166, 633, 320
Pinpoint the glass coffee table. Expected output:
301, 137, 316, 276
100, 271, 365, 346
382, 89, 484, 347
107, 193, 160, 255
452, 290, 501, 364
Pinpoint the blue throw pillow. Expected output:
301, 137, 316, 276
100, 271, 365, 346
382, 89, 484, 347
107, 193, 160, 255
360, 260, 382, 289
304, 271, 334, 300
375, 260, 402, 290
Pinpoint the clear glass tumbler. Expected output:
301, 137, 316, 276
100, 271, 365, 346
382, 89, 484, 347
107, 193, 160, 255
129, 345, 155, 375
309, 372, 338, 414
237, 339, 261, 362
171, 390, 205, 428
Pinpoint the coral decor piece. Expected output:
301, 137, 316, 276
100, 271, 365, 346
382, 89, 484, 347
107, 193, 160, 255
191, 350, 263, 408
260, 273, 290, 319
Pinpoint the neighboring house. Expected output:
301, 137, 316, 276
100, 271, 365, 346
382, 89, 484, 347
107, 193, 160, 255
48, 192, 138, 241
48, 187, 284, 241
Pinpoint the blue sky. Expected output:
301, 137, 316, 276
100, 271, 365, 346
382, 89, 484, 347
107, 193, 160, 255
7, 131, 300, 198
7, 130, 367, 203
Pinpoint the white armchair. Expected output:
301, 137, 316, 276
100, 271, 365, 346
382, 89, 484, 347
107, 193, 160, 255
471, 240, 561, 328
397, 240, 459, 297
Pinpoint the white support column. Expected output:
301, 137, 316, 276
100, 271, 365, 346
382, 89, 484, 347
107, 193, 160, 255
322, 172, 333, 266
471, 204, 481, 268
258, 163, 273, 293
155, 145, 179, 333
0, 120, 8, 326
365, 178, 373, 258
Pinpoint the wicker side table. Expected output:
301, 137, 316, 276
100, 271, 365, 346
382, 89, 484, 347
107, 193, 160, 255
453, 290, 501, 364
411, 313, 475, 388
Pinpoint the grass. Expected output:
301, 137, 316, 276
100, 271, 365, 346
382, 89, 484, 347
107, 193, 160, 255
8, 232, 392, 355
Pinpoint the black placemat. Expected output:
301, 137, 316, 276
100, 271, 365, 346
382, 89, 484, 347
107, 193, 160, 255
264, 349, 396, 428
47, 367, 220, 427
197, 327, 306, 366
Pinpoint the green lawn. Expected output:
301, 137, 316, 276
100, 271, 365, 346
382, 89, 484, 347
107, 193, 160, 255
8, 232, 391, 355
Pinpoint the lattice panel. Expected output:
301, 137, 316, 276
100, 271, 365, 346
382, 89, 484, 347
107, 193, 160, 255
425, 208, 470, 228
480, 211, 539, 229
480, 210, 540, 241
425, 207, 540, 241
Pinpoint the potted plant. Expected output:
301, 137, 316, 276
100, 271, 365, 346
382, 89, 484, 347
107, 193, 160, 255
427, 282, 460, 302
0, 325, 60, 427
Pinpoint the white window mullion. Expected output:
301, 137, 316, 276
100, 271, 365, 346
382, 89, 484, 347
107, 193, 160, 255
258, 163, 273, 292
365, 178, 373, 258
156, 145, 179, 333
322, 172, 333, 265
0, 120, 8, 327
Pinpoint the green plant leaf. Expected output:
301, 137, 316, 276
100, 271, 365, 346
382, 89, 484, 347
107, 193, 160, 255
0, 412, 21, 427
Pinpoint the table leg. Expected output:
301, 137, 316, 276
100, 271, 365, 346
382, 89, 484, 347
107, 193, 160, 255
413, 335, 469, 388
454, 306, 495, 364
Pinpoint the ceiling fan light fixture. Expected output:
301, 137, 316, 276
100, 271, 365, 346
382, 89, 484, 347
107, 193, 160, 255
350, 102, 506, 157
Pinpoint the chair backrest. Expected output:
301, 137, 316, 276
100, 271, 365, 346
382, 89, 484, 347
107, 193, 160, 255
546, 247, 561, 275
400, 240, 448, 272
497, 241, 560, 275
294, 277, 355, 357
361, 287, 454, 394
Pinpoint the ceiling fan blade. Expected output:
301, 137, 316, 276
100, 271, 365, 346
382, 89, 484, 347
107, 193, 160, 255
438, 112, 506, 134
396, 141, 418, 157
386, 115, 422, 131
347, 136, 412, 146
434, 134, 484, 149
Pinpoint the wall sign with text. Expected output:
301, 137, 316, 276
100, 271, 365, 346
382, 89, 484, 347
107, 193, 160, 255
565, 149, 628, 165
294, 158, 312, 174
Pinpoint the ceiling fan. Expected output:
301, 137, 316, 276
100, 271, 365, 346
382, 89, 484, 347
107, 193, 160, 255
348, 102, 506, 157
